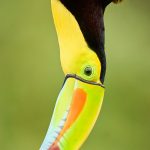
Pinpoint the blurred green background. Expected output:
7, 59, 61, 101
0, 0, 150, 150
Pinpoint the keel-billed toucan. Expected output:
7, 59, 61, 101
40, 0, 122, 150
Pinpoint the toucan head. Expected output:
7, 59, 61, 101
62, 47, 101, 83
40, 0, 122, 150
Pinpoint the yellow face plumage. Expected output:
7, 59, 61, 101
51, 0, 101, 83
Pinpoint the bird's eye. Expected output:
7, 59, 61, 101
84, 66, 93, 76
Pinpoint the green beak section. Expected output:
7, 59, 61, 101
40, 75, 104, 150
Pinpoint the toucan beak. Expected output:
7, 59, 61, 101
40, 74, 104, 150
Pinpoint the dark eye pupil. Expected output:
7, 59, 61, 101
84, 67, 92, 76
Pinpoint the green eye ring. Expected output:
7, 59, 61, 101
80, 64, 96, 81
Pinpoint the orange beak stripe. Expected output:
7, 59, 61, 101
49, 88, 87, 149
